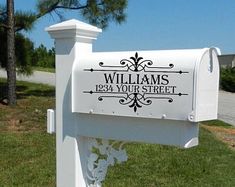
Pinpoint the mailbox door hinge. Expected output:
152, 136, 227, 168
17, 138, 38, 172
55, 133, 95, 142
188, 111, 195, 122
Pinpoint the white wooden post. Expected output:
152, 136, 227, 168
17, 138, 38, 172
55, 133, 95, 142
46, 19, 102, 187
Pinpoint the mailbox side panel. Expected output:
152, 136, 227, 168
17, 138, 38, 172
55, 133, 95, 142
194, 49, 220, 121
72, 50, 202, 121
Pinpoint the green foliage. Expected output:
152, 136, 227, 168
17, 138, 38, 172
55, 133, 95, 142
81, 0, 127, 28
0, 0, 127, 71
15, 34, 34, 75
0, 6, 7, 24
0, 31, 34, 75
36, 0, 128, 29
220, 67, 235, 92
14, 11, 37, 31
0, 27, 7, 68
36, 0, 62, 18
0, 5, 36, 32
0, 4, 36, 76
0, 0, 127, 104
0, 30, 54, 74
0, 0, 127, 74
32, 44, 55, 68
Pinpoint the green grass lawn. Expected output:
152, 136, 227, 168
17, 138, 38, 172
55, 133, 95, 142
0, 132, 55, 186
104, 128, 235, 187
32, 66, 55, 73
1, 78, 235, 187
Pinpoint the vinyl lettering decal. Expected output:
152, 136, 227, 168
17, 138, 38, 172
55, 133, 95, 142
83, 52, 188, 112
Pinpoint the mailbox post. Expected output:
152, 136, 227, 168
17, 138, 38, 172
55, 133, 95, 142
46, 19, 102, 187
46, 19, 220, 187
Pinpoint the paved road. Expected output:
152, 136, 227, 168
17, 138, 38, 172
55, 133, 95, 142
0, 69, 55, 86
0, 69, 234, 126
218, 91, 235, 126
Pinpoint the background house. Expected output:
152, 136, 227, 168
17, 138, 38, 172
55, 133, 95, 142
218, 54, 235, 68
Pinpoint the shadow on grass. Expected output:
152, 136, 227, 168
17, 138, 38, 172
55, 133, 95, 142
20, 87, 55, 98
0, 78, 55, 101
202, 120, 232, 127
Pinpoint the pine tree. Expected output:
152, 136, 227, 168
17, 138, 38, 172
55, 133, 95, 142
0, 0, 128, 105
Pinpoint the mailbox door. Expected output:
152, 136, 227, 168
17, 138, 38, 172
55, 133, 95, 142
194, 48, 220, 121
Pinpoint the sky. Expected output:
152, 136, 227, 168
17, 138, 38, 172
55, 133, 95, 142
1, 0, 235, 54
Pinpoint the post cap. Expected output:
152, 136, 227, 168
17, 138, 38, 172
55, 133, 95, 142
45, 19, 102, 41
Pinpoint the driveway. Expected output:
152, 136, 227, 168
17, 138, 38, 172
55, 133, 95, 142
0, 69, 235, 126
218, 91, 235, 126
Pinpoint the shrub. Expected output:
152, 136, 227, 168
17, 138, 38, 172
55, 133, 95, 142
220, 67, 235, 92
32, 44, 55, 68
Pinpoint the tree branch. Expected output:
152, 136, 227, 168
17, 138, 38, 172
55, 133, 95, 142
35, 2, 104, 19
0, 23, 10, 29
35, 1, 60, 19
13, 2, 58, 32
54, 4, 88, 10
14, 26, 23, 32
14, 1, 104, 31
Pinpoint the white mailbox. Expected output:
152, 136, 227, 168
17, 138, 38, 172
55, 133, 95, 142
72, 48, 220, 122
46, 19, 220, 187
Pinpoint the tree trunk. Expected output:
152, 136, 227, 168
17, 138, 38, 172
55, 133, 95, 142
7, 0, 16, 105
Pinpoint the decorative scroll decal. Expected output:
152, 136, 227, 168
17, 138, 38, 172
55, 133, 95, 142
87, 138, 127, 187
84, 52, 187, 74
83, 52, 189, 112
